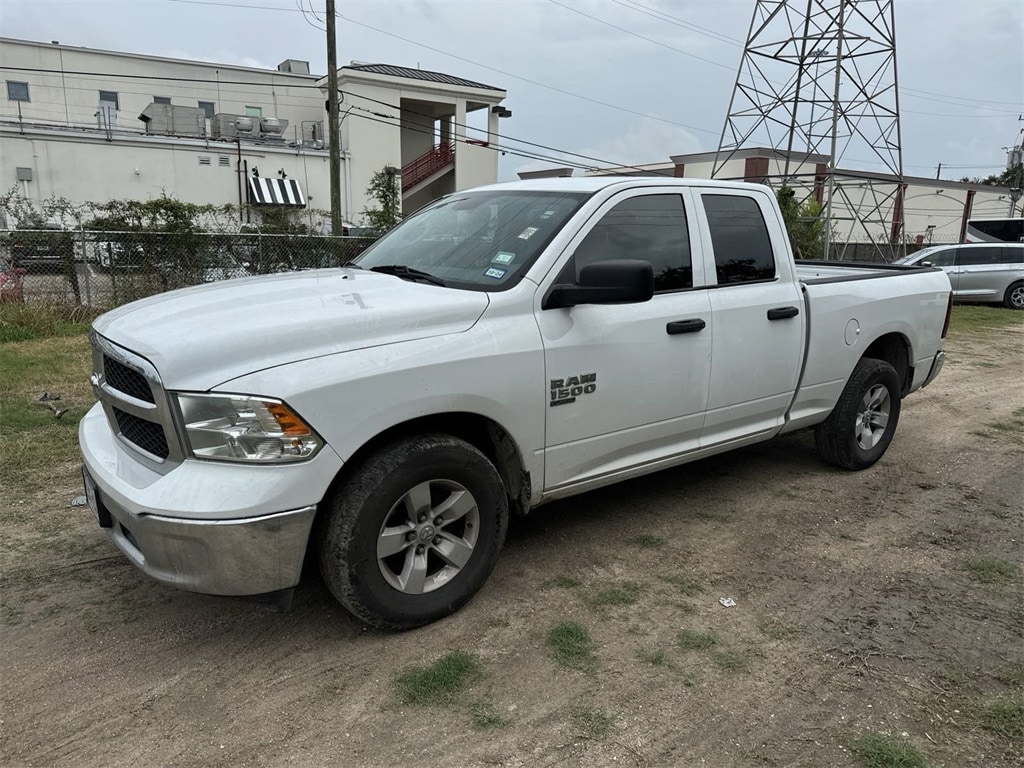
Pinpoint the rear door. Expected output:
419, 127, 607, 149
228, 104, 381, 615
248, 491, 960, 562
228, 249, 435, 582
956, 245, 1009, 300
692, 190, 806, 445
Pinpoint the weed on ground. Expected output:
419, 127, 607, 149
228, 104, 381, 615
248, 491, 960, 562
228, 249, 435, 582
583, 581, 644, 611
547, 621, 596, 673
626, 534, 667, 548
978, 696, 1024, 741
571, 704, 613, 738
468, 698, 509, 729
677, 629, 717, 650
394, 651, 482, 705
962, 555, 1018, 584
849, 732, 928, 768
541, 575, 582, 589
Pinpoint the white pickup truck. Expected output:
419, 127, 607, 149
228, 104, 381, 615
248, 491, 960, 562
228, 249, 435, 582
80, 178, 951, 629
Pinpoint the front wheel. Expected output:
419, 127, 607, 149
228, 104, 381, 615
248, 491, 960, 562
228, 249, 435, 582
319, 434, 508, 630
1004, 281, 1024, 310
815, 358, 902, 470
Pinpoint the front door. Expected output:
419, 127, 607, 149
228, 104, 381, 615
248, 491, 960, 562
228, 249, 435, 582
537, 190, 712, 491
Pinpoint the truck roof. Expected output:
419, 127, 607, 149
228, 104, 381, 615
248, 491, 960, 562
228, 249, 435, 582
474, 176, 771, 194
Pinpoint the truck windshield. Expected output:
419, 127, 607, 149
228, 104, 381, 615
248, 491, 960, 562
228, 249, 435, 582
352, 190, 591, 291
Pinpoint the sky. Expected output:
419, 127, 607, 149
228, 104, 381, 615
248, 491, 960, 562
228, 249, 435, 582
2, 0, 1022, 183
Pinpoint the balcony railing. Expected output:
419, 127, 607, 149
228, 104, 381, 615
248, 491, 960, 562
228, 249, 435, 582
401, 142, 455, 191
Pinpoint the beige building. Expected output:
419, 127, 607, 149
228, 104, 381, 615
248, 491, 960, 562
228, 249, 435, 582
584, 148, 1018, 249
0, 38, 508, 228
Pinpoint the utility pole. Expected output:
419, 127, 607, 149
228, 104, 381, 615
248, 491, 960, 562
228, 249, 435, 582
326, 0, 343, 235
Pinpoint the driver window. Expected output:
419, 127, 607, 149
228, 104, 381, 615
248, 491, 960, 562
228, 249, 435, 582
574, 194, 692, 291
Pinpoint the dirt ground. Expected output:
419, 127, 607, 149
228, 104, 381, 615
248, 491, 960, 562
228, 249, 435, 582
2, 321, 1022, 768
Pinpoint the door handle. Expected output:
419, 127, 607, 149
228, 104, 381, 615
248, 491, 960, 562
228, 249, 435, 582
666, 319, 706, 334
767, 306, 800, 320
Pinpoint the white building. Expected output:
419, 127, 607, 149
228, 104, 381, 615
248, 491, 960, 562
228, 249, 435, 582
0, 38, 508, 229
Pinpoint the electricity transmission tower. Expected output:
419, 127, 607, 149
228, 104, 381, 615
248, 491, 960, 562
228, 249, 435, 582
713, 0, 905, 260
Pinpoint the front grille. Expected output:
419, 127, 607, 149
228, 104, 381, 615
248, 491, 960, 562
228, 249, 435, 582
103, 355, 155, 403
114, 408, 170, 459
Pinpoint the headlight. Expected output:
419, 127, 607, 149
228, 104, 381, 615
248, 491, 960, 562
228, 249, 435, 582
175, 393, 323, 463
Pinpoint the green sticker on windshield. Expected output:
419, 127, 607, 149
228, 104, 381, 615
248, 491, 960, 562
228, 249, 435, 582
493, 252, 515, 264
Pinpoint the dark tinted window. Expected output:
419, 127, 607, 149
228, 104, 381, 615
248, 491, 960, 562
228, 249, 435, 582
921, 248, 955, 267
958, 247, 1002, 266
198, 100, 216, 119
1000, 246, 1024, 264
6, 81, 29, 102
575, 195, 691, 291
702, 195, 775, 283
98, 90, 120, 109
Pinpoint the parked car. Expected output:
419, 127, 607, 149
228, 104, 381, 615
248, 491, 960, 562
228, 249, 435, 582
0, 255, 26, 302
80, 177, 951, 629
894, 242, 1024, 309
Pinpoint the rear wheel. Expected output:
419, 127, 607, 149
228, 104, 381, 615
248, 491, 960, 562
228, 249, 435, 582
319, 434, 508, 630
1003, 281, 1024, 310
815, 358, 901, 470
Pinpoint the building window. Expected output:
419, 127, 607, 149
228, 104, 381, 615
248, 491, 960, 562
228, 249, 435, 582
198, 100, 216, 119
6, 81, 30, 102
153, 96, 172, 105
244, 105, 263, 117
98, 90, 120, 109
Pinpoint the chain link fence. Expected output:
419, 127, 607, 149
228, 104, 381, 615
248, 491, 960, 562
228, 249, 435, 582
1, 230, 375, 306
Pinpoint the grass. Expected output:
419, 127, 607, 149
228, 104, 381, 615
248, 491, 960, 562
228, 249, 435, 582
394, 651, 482, 705
541, 575, 582, 589
637, 648, 670, 667
994, 664, 1024, 688
626, 533, 667, 548
572, 704, 613, 738
979, 697, 1024, 741
962, 555, 1018, 584
583, 581, 644, 611
849, 733, 928, 768
986, 406, 1024, 433
468, 698, 509, 729
948, 304, 1024, 335
677, 629, 718, 650
659, 573, 703, 596
713, 649, 750, 672
0, 301, 100, 343
0, 333, 93, 491
547, 621, 597, 673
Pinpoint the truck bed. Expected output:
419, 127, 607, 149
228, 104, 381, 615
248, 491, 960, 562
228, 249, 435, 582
795, 259, 936, 284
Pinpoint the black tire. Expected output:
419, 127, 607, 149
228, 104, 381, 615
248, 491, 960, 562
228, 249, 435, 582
319, 434, 508, 630
815, 358, 902, 471
1003, 281, 1024, 310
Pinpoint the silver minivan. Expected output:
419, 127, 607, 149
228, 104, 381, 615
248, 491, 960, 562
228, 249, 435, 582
895, 243, 1024, 310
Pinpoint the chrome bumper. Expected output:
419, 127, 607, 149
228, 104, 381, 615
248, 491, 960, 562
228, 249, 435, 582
89, 473, 316, 595
921, 350, 945, 389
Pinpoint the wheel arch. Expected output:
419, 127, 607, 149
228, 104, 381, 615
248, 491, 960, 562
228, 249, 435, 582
318, 412, 531, 524
861, 332, 912, 396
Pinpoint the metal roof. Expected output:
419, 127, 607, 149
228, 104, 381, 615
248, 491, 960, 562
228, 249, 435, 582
341, 63, 503, 93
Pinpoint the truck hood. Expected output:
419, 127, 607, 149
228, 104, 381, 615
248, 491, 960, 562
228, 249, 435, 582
94, 268, 489, 390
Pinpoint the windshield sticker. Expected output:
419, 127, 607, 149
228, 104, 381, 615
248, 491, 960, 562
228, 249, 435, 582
518, 227, 539, 240
492, 251, 516, 264
484, 267, 507, 279
540, 210, 555, 219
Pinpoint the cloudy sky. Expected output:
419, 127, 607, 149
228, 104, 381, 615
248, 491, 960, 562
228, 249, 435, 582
2, 0, 1022, 182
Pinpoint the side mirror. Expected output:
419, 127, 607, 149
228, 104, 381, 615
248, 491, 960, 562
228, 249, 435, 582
920, 261, 933, 267
543, 259, 654, 309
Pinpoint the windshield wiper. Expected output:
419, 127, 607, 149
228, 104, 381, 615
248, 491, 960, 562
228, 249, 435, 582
368, 265, 446, 286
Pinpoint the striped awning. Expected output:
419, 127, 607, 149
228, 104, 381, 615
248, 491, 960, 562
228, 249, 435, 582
247, 177, 306, 207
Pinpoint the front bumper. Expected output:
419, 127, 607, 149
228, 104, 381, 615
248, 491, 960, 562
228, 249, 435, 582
80, 403, 344, 596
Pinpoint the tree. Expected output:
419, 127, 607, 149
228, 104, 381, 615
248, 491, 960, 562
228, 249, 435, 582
959, 162, 1023, 187
777, 186, 827, 259
363, 166, 402, 236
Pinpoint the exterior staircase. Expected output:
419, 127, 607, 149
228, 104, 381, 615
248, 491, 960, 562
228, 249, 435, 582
402, 142, 455, 192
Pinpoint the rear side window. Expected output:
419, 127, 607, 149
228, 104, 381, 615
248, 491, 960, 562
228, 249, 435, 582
958, 247, 1003, 266
702, 195, 775, 283
574, 194, 692, 291
999, 246, 1024, 265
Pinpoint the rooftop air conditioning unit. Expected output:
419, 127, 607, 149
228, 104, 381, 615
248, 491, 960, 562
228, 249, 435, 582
138, 103, 205, 136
